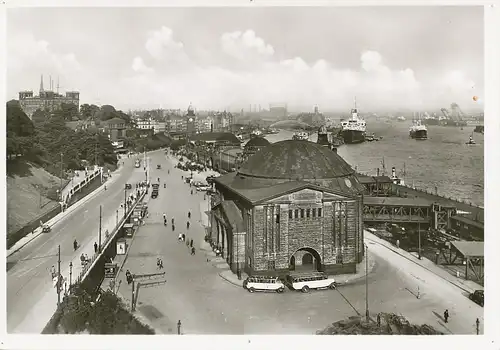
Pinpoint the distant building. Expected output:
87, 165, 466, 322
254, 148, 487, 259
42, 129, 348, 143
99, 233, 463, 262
101, 117, 127, 142
269, 103, 288, 118
18, 75, 80, 118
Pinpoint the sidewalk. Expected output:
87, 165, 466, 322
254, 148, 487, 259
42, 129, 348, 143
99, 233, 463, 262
364, 231, 482, 294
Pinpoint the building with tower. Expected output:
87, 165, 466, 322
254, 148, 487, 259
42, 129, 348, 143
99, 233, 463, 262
186, 103, 197, 135
18, 75, 80, 119
209, 137, 365, 277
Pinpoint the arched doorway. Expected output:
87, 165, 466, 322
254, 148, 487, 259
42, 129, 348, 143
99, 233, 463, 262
289, 248, 322, 272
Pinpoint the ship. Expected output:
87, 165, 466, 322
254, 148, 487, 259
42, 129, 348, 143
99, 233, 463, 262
340, 97, 366, 144
397, 116, 406, 122
409, 120, 428, 140
474, 125, 484, 134
292, 131, 309, 140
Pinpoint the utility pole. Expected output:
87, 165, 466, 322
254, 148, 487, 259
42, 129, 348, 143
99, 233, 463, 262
98, 205, 102, 253
131, 278, 136, 311
124, 186, 128, 217
57, 245, 61, 306
116, 209, 119, 226
365, 243, 369, 321
418, 221, 422, 260
69, 261, 73, 291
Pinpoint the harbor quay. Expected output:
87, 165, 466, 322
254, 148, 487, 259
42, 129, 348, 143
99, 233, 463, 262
111, 148, 483, 334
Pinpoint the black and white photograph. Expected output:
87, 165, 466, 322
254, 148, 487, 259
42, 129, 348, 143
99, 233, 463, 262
2, 1, 499, 347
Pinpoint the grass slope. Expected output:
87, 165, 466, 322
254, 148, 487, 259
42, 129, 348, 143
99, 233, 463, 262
7, 160, 63, 234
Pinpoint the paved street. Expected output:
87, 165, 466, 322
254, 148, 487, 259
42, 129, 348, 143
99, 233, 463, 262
117, 152, 484, 335
6, 150, 160, 334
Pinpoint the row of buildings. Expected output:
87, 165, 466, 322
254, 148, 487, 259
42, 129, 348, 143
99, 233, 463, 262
134, 104, 234, 134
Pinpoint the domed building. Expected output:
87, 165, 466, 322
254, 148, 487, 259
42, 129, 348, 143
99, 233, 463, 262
210, 140, 365, 277
242, 136, 271, 160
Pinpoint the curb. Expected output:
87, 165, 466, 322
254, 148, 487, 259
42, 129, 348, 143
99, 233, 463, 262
365, 237, 474, 294
218, 271, 243, 288
8, 165, 125, 258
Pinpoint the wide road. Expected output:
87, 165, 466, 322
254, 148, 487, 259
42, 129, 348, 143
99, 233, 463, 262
6, 149, 162, 334
117, 151, 483, 335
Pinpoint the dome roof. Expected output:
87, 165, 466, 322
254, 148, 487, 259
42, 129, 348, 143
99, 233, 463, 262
245, 136, 271, 149
238, 140, 355, 180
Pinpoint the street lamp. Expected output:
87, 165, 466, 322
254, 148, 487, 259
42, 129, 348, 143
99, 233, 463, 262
364, 243, 369, 321
69, 261, 73, 291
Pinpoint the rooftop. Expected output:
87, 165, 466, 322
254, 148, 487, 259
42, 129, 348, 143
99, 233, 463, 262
238, 140, 355, 180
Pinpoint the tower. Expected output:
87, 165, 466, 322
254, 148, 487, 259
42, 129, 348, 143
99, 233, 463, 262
39, 74, 44, 94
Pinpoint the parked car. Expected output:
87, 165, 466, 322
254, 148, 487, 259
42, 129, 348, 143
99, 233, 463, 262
151, 190, 159, 199
469, 289, 484, 307
286, 272, 336, 293
42, 224, 51, 233
243, 276, 285, 293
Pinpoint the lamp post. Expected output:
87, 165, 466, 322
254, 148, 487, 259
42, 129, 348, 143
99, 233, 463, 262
69, 261, 73, 291
177, 320, 182, 335
364, 243, 369, 321
418, 221, 422, 260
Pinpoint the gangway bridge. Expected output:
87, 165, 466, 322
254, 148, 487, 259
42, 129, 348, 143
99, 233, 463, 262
363, 196, 456, 231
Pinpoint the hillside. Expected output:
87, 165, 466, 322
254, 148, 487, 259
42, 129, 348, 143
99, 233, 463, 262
7, 161, 63, 235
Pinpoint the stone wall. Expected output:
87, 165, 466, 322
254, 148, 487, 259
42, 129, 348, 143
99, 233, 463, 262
249, 194, 362, 275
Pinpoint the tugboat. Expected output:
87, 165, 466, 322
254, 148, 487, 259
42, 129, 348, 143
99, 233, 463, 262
390, 166, 406, 185
340, 97, 366, 144
409, 120, 428, 140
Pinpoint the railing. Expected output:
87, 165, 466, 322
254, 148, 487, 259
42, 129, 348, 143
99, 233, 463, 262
64, 167, 103, 205
72, 190, 147, 287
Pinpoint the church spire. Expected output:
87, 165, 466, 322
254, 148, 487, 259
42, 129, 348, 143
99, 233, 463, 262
39, 74, 44, 94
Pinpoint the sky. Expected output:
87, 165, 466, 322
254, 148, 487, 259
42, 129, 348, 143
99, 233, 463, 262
6, 6, 484, 113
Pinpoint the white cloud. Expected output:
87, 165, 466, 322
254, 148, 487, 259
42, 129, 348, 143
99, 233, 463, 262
145, 26, 186, 62
220, 30, 275, 61
8, 29, 482, 112
131, 56, 153, 74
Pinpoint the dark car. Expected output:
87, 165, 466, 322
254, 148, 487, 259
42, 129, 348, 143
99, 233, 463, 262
151, 191, 158, 199
152, 183, 160, 189
469, 290, 484, 307
157, 164, 161, 169
125, 183, 132, 190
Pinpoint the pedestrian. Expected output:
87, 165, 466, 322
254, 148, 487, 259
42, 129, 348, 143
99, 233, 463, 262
191, 247, 196, 255
191, 189, 193, 195
186, 238, 189, 247
444, 309, 449, 323
187, 221, 190, 230
50, 265, 56, 279
190, 239, 193, 248
94, 242, 98, 253
182, 233, 186, 242
172, 224, 175, 231
396, 239, 400, 249
188, 211, 191, 219
476, 318, 480, 335
163, 213, 166, 220
377, 313, 381, 327
157, 257, 161, 269
159, 258, 164, 269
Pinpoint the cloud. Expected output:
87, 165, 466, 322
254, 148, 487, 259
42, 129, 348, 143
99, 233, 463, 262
8, 28, 482, 112
220, 30, 275, 61
145, 26, 187, 62
131, 56, 153, 74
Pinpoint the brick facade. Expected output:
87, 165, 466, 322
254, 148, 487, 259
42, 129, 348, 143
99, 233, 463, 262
211, 186, 363, 277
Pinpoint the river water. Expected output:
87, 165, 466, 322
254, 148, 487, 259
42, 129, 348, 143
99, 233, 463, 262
261, 121, 484, 207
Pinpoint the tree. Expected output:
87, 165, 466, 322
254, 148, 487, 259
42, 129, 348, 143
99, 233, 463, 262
6, 101, 36, 158
32, 108, 49, 124
53, 103, 80, 121
80, 104, 100, 119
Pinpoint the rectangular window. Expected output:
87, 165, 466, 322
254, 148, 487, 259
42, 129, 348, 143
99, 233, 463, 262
318, 208, 322, 217
288, 210, 292, 219
300, 209, 305, 218
294, 209, 299, 219
312, 208, 316, 217
306, 209, 310, 218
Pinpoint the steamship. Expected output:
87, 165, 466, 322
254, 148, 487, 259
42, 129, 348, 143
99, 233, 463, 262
340, 97, 366, 144
409, 120, 428, 140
